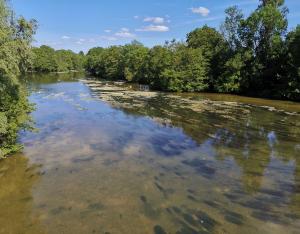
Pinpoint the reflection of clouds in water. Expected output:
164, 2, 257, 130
43, 92, 66, 99
7, 77, 300, 234
267, 131, 278, 148
122, 144, 143, 156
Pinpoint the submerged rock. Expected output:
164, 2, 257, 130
223, 210, 244, 225
72, 155, 95, 163
182, 159, 215, 178
194, 210, 218, 232
153, 225, 167, 234
140, 195, 147, 203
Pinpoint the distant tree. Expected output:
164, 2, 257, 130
32, 46, 58, 72
32, 46, 84, 72
187, 25, 229, 90
121, 41, 148, 81
161, 43, 209, 92
140, 45, 174, 89
80, 0, 298, 101
101, 46, 123, 80
85, 47, 105, 76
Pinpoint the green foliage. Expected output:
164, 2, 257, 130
220, 0, 299, 100
121, 41, 149, 82
284, 25, 300, 100
139, 45, 174, 89
85, 40, 208, 92
0, 0, 36, 157
187, 26, 229, 90
34, 0, 300, 101
85, 46, 123, 79
160, 43, 209, 92
31, 45, 84, 73
215, 53, 243, 93
221, 6, 243, 51
85, 42, 149, 82
32, 46, 57, 72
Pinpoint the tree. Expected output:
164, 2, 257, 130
187, 26, 229, 90
81, 0, 298, 101
284, 25, 300, 100
221, 6, 244, 51
0, 0, 36, 157
121, 41, 148, 82
32, 46, 57, 72
32, 46, 84, 73
85, 47, 105, 76
238, 0, 288, 95
139, 45, 174, 89
161, 43, 209, 92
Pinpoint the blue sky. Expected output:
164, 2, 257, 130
11, 0, 300, 52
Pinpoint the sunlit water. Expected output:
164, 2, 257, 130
0, 73, 299, 234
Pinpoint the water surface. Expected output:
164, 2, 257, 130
0, 73, 299, 234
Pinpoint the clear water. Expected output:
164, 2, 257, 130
0, 73, 299, 234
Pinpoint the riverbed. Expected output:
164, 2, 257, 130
0, 73, 299, 234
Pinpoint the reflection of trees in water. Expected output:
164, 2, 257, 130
211, 109, 300, 194
22, 72, 85, 90
290, 155, 300, 216
0, 154, 44, 233
98, 92, 300, 195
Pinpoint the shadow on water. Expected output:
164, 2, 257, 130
23, 72, 85, 85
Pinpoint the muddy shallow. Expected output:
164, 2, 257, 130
0, 73, 299, 234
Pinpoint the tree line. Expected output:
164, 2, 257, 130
84, 0, 300, 101
0, 0, 36, 157
31, 45, 85, 72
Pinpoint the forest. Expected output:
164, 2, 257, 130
83, 0, 300, 101
31, 1, 300, 101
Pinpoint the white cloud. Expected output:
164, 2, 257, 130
134, 15, 139, 19
76, 38, 86, 44
115, 28, 135, 38
190, 7, 210, 17
144, 17, 165, 24
62, 35, 71, 40
100, 36, 117, 41
121, 27, 129, 32
115, 31, 135, 38
104, 29, 111, 33
136, 25, 169, 32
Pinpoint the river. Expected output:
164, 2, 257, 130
0, 73, 299, 234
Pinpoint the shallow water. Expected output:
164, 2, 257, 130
0, 73, 300, 234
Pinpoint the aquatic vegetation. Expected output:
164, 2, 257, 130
182, 159, 216, 178
153, 225, 167, 234
0, 74, 299, 233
